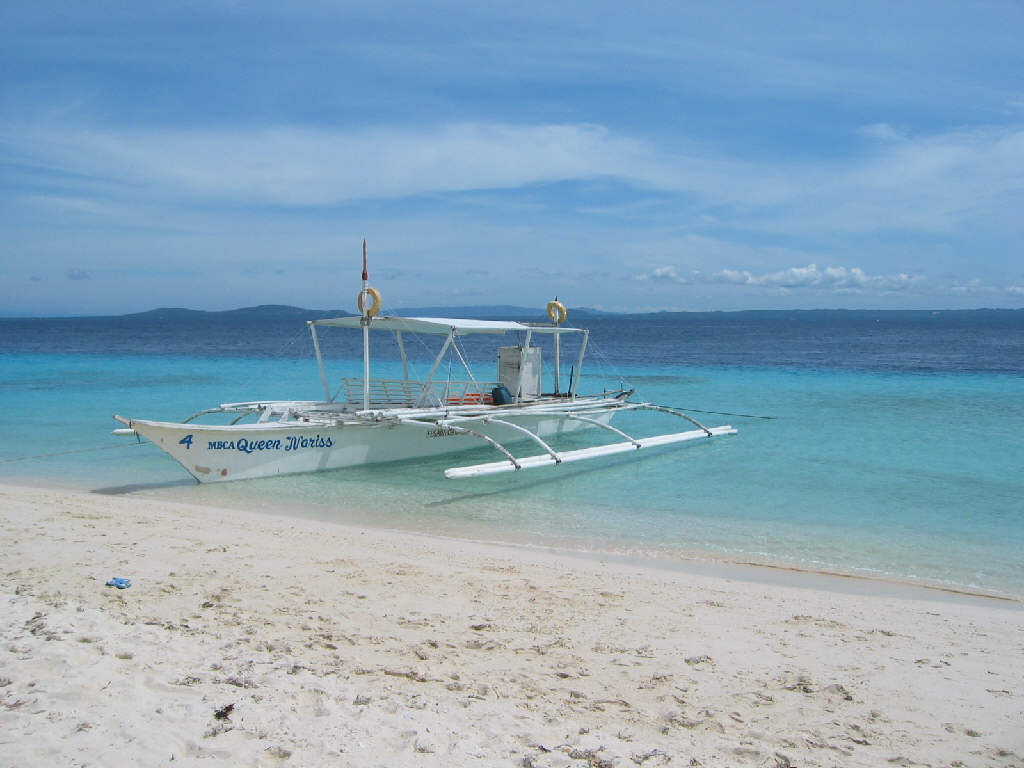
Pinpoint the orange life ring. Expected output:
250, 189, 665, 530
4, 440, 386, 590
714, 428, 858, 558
546, 300, 567, 325
357, 286, 382, 317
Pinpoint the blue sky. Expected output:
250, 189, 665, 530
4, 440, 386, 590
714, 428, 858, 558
2, 1, 1023, 315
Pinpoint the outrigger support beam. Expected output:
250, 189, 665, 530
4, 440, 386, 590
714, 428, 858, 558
562, 413, 641, 447
400, 418, 522, 471
623, 403, 714, 437
478, 417, 561, 463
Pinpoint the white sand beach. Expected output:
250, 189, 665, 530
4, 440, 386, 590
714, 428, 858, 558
1, 482, 1021, 767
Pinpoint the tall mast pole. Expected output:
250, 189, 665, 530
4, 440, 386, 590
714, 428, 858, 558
361, 239, 370, 411
553, 296, 561, 395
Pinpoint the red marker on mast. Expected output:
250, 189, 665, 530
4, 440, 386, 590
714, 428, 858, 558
357, 240, 381, 318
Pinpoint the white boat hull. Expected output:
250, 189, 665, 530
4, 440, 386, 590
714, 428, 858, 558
126, 411, 613, 483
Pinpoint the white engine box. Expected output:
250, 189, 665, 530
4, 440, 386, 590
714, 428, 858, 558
498, 346, 542, 398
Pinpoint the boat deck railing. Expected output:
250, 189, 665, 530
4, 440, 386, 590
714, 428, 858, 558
337, 377, 503, 407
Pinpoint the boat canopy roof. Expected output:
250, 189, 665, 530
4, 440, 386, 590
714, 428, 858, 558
311, 315, 584, 336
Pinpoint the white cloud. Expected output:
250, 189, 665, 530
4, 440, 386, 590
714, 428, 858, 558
7, 123, 660, 206
711, 263, 920, 292
2, 120, 806, 210
635, 265, 689, 284
951, 279, 1024, 296
857, 123, 906, 141
25, 195, 104, 214
821, 126, 1024, 233
950, 278, 986, 294
9, 120, 1021, 240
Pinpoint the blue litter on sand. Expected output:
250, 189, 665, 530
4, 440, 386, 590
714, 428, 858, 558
105, 577, 131, 589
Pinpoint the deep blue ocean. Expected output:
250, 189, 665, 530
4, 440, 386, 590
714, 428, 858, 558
2, 307, 1022, 597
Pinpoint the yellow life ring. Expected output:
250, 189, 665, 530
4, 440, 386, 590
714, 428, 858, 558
546, 299, 567, 325
358, 286, 382, 317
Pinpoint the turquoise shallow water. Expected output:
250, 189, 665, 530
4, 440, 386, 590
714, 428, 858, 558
2, 336, 1022, 598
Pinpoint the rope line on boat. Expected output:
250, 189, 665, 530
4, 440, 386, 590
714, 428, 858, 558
0, 441, 148, 465
654, 404, 777, 420
577, 336, 628, 394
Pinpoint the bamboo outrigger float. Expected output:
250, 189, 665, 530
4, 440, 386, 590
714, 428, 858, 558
113, 244, 737, 482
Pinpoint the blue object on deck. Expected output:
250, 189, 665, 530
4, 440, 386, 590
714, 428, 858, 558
491, 384, 514, 405
105, 577, 131, 589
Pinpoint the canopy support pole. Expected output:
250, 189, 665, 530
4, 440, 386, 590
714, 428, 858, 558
308, 321, 332, 402
569, 329, 588, 398
416, 330, 455, 407
514, 329, 533, 403
362, 318, 371, 410
395, 331, 409, 380
452, 338, 477, 383
554, 330, 561, 394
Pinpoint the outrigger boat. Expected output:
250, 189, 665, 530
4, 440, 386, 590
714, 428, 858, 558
113, 245, 736, 482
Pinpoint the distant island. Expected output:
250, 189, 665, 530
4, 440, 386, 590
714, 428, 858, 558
27, 304, 617, 321
2, 304, 1022, 322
